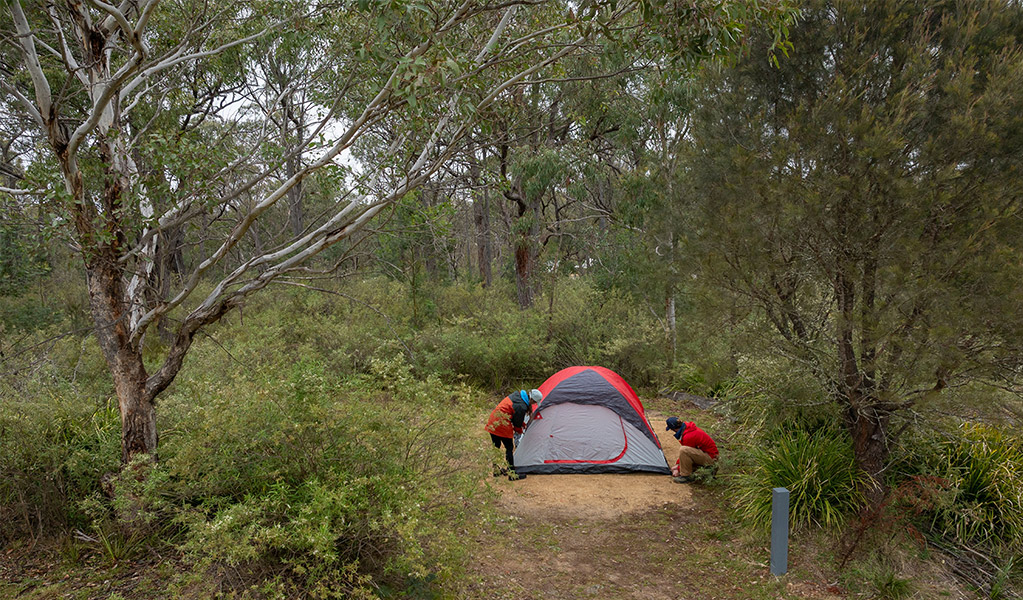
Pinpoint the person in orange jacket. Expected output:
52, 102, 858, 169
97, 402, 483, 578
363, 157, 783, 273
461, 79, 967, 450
485, 389, 542, 480
665, 416, 719, 483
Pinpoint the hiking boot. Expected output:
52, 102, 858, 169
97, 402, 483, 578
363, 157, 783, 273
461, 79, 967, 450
672, 475, 694, 484
492, 466, 508, 477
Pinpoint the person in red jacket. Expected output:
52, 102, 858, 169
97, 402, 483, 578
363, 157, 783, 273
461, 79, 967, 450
485, 389, 542, 480
665, 416, 719, 483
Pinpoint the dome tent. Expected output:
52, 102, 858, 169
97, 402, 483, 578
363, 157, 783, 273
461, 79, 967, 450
514, 366, 671, 475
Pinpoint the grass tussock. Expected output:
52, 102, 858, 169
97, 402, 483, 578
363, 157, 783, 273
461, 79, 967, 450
731, 428, 866, 530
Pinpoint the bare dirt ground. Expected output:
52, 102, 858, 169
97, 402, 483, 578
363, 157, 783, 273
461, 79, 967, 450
494, 420, 694, 521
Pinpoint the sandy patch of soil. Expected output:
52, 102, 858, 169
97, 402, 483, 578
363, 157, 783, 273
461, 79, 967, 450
496, 472, 689, 520
495, 419, 689, 520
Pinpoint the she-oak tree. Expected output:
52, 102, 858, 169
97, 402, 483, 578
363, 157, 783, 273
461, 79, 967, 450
1, 0, 793, 464
689, 0, 1023, 500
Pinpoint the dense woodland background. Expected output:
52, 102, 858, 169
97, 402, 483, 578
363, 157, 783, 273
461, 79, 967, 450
2, 0, 1023, 598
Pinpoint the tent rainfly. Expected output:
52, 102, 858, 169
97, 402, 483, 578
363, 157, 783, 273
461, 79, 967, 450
514, 366, 671, 475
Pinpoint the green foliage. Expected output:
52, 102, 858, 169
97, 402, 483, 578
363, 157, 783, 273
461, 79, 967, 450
715, 356, 842, 438
417, 312, 550, 389
929, 424, 1023, 549
0, 257, 89, 333
0, 391, 121, 541
732, 428, 865, 529
634, 0, 798, 66
139, 335, 488, 596
0, 291, 59, 332
414, 278, 670, 389
0, 318, 120, 542
0, 202, 50, 296
1, 277, 496, 595
688, 0, 1023, 491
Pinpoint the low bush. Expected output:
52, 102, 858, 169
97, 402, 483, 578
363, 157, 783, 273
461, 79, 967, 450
414, 278, 670, 389
0, 327, 119, 542
144, 350, 489, 597
415, 292, 551, 389
0, 392, 121, 542
718, 357, 841, 436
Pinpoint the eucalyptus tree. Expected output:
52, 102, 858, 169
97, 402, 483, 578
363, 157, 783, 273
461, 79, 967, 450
599, 67, 703, 367
688, 0, 1023, 499
483, 47, 651, 307
1, 0, 794, 463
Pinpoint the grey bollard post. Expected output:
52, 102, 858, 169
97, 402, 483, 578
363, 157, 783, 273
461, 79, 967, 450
770, 487, 789, 576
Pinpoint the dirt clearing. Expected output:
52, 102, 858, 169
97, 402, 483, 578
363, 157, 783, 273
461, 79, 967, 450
496, 423, 692, 520
496, 472, 690, 520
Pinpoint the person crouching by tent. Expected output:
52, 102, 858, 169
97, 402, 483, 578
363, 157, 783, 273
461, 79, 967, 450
486, 389, 542, 480
665, 416, 719, 483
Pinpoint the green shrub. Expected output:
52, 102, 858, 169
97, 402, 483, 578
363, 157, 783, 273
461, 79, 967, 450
413, 278, 672, 389
151, 349, 489, 597
732, 428, 866, 529
0, 322, 120, 542
0, 391, 120, 541
415, 312, 551, 389
718, 357, 841, 435
0, 293, 59, 331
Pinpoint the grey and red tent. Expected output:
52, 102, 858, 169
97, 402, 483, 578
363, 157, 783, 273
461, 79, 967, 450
514, 366, 671, 474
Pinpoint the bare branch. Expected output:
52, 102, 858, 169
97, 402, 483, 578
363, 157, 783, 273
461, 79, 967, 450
0, 185, 45, 196
0, 80, 44, 127
8, 1, 54, 124
121, 19, 289, 99
45, 4, 89, 87
85, 0, 135, 41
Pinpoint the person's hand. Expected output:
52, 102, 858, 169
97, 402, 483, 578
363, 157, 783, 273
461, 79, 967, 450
671, 465, 680, 477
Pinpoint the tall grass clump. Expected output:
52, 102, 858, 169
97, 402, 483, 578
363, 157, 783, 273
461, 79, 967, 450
842, 560, 915, 600
930, 423, 1023, 549
733, 428, 866, 529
